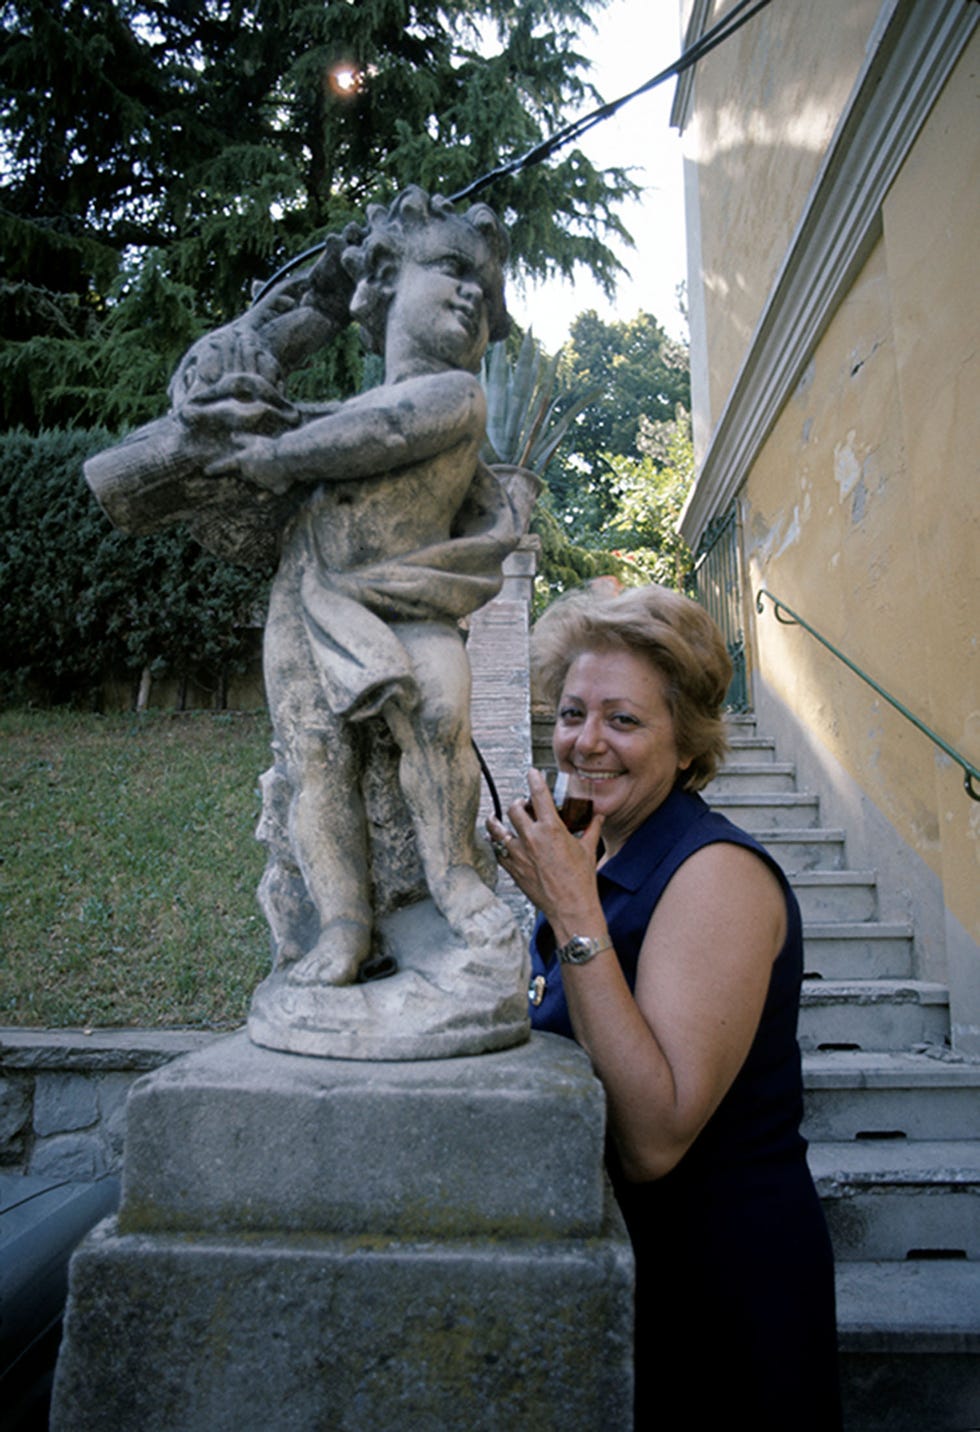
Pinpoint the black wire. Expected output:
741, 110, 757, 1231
251, 0, 776, 303
473, 739, 503, 821
449, 0, 775, 204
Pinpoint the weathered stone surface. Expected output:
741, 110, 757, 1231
0, 1028, 222, 1073
247, 896, 531, 1060
120, 1030, 605, 1239
97, 1072, 134, 1164
0, 1031, 226, 1176
52, 1032, 634, 1430
51, 1208, 633, 1432
33, 1071, 100, 1136
82, 188, 539, 1062
28, 1131, 107, 1180
0, 1075, 31, 1149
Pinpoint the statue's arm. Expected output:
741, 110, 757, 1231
209, 371, 487, 494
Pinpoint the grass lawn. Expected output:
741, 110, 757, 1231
0, 708, 274, 1029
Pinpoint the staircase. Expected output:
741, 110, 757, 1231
708, 714, 980, 1432
531, 709, 980, 1430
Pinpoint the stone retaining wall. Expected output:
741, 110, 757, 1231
0, 1029, 224, 1180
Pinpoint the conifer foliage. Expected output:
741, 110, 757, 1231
0, 0, 641, 703
1, 0, 637, 431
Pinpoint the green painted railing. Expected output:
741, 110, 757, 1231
756, 589, 980, 802
694, 506, 749, 712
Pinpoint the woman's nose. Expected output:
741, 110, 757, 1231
574, 713, 606, 755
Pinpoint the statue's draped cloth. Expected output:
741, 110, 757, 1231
84, 398, 538, 725
296, 457, 531, 721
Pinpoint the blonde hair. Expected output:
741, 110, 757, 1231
531, 584, 733, 791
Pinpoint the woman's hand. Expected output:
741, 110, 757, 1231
486, 768, 605, 937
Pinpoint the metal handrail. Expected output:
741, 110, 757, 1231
755, 589, 980, 802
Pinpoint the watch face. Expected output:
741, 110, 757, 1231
560, 936, 597, 965
557, 935, 611, 965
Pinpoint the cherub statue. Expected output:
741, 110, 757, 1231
85, 188, 536, 1058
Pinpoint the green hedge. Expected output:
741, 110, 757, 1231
0, 427, 270, 706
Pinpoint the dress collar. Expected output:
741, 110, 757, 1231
598, 787, 708, 892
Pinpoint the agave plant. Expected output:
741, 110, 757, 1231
480, 330, 596, 475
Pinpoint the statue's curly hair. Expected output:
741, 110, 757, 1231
339, 186, 509, 353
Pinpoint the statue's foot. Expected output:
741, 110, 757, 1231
454, 898, 519, 949
284, 920, 371, 987
437, 867, 518, 949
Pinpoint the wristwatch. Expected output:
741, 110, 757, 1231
555, 935, 612, 966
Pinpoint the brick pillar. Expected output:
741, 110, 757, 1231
467, 535, 539, 930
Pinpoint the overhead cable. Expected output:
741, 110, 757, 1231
449, 0, 775, 203
253, 0, 775, 302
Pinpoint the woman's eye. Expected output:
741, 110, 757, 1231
611, 713, 638, 728
558, 707, 583, 722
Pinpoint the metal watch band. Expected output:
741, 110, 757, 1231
556, 935, 612, 966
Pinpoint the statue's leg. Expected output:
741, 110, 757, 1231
281, 721, 374, 985
264, 579, 373, 986
255, 748, 319, 967
383, 621, 514, 947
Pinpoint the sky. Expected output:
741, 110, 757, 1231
504, 0, 690, 351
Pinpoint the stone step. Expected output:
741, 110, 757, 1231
756, 827, 847, 872
723, 713, 758, 731
836, 1261, 980, 1432
792, 871, 879, 923
705, 762, 798, 794
801, 1051, 980, 1142
809, 1140, 980, 1261
707, 791, 821, 829
798, 981, 949, 1053
723, 735, 777, 764
801, 921, 914, 980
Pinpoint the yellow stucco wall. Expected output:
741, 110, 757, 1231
882, 42, 980, 974
684, 0, 880, 435
739, 41, 979, 1001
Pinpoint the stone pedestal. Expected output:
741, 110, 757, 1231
51, 1031, 634, 1431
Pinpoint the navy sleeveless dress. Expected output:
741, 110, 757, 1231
529, 787, 841, 1429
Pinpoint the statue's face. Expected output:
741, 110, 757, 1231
384, 219, 504, 374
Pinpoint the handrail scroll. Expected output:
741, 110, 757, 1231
755, 589, 980, 802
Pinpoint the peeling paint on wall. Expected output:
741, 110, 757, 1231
851, 478, 867, 523
834, 434, 862, 501
774, 503, 802, 559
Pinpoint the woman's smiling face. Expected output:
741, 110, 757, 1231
553, 646, 691, 855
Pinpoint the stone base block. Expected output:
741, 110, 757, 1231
52, 1199, 633, 1431
119, 1030, 607, 1239
51, 1032, 634, 1429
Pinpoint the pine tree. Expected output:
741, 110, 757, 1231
1, 0, 637, 431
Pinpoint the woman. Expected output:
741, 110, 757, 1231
487, 583, 841, 1429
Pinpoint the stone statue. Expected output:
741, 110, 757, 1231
84, 188, 537, 1059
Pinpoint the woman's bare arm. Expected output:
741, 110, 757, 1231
490, 777, 785, 1181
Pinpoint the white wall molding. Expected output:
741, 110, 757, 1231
679, 0, 978, 549
670, 0, 712, 133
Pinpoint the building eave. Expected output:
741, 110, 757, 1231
679, 0, 978, 550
